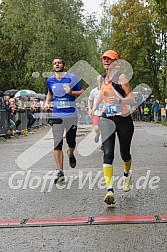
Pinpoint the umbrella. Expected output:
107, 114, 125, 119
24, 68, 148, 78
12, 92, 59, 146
15, 89, 36, 98
35, 93, 46, 100
3, 89, 19, 96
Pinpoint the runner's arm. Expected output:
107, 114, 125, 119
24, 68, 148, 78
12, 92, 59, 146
44, 91, 53, 110
70, 89, 84, 97
110, 74, 135, 105
90, 92, 102, 115
88, 99, 93, 116
64, 86, 84, 97
88, 99, 93, 111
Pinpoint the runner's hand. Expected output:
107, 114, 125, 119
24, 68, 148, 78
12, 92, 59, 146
44, 102, 50, 112
64, 86, 71, 94
88, 110, 92, 117
108, 96, 120, 105
90, 107, 96, 116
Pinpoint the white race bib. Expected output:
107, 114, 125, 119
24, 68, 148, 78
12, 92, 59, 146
56, 98, 70, 109
105, 104, 122, 116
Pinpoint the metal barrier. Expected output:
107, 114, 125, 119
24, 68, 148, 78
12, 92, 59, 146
32, 111, 49, 129
0, 109, 51, 138
0, 110, 10, 136
17, 110, 28, 132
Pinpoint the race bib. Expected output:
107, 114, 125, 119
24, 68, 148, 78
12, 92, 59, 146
105, 104, 122, 116
56, 98, 70, 109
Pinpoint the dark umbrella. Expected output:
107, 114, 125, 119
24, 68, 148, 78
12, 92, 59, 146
3, 89, 19, 97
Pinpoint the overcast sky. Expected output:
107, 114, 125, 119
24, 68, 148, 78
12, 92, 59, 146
0, 1, 112, 15
0, 0, 117, 16
82, 0, 102, 15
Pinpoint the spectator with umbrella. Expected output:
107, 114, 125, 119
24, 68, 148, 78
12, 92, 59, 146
14, 89, 36, 98
3, 89, 19, 98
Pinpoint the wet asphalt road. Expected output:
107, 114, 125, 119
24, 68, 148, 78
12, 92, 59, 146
0, 121, 167, 252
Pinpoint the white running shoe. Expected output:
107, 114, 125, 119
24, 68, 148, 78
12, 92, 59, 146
123, 171, 132, 192
104, 191, 115, 205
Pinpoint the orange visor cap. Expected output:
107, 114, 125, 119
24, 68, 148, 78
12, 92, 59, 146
101, 50, 118, 60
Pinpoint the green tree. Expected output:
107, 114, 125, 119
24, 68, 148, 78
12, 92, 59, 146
99, 0, 113, 53
0, 0, 42, 90
0, 0, 99, 92
99, 0, 165, 99
148, 0, 167, 99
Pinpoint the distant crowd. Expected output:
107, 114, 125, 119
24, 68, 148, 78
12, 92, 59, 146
0, 90, 46, 136
131, 99, 167, 123
76, 98, 167, 125
0, 89, 167, 138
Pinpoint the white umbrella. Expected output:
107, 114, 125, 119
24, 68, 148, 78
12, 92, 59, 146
15, 89, 36, 98
35, 93, 46, 100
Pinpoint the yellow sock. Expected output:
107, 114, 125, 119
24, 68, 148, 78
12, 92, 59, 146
123, 160, 132, 174
103, 164, 113, 189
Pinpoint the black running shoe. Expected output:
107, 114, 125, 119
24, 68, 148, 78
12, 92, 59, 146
67, 150, 76, 168
54, 171, 65, 184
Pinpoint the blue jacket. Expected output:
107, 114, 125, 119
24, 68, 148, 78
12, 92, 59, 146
152, 100, 159, 113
